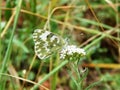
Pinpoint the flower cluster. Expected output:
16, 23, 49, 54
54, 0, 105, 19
60, 45, 86, 60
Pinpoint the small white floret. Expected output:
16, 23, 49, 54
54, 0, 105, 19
60, 45, 86, 59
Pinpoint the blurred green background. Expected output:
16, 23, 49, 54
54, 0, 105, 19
0, 0, 120, 90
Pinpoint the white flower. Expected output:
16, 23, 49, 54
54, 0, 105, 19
60, 45, 86, 60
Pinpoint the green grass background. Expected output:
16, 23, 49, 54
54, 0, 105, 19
0, 0, 120, 90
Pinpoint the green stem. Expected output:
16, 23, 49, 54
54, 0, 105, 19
31, 60, 69, 90
84, 35, 105, 50
0, 0, 2, 61
51, 54, 59, 90
0, 0, 22, 76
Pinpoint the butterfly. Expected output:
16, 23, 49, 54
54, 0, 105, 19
32, 29, 65, 60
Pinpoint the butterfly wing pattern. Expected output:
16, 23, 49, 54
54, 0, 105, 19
33, 29, 64, 59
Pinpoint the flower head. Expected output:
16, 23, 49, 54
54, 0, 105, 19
60, 45, 86, 60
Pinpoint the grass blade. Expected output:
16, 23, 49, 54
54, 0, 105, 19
0, 0, 23, 76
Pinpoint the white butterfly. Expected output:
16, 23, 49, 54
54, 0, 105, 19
32, 29, 65, 59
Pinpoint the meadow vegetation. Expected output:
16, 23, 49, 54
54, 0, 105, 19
0, 0, 120, 90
